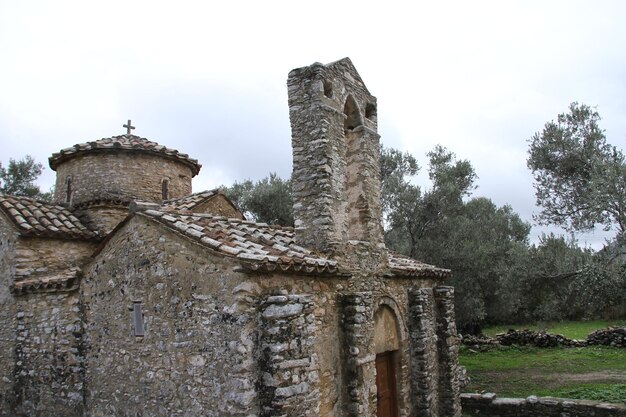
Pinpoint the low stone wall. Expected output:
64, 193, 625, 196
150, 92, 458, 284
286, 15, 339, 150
461, 393, 626, 417
462, 327, 626, 349
588, 327, 626, 347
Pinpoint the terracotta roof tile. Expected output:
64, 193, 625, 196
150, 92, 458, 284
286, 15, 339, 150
139, 209, 341, 276
138, 206, 449, 278
161, 189, 220, 211
49, 134, 201, 176
11, 267, 81, 294
387, 253, 451, 278
0, 195, 99, 240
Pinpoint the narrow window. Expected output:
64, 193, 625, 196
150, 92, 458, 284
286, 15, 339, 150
161, 178, 169, 200
132, 301, 145, 337
65, 176, 72, 203
323, 80, 333, 98
343, 95, 362, 131
365, 102, 377, 122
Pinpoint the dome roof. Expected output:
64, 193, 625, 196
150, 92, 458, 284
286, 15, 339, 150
49, 134, 202, 176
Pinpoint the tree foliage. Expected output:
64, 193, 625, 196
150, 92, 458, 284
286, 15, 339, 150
381, 145, 531, 331
219, 143, 624, 331
222, 173, 293, 226
0, 155, 51, 200
528, 102, 626, 242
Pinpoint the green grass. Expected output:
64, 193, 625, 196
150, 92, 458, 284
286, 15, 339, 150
460, 345, 626, 402
535, 383, 626, 403
460, 345, 626, 372
483, 319, 626, 340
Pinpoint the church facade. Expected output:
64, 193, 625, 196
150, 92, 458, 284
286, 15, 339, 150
0, 58, 461, 417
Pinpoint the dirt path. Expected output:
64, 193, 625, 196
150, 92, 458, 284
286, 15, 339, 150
558, 370, 626, 383
467, 369, 626, 394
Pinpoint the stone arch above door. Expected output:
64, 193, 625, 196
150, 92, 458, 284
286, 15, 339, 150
373, 297, 405, 354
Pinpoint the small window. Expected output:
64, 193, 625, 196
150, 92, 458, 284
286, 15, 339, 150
161, 178, 169, 200
365, 102, 377, 122
65, 176, 72, 203
323, 80, 333, 98
132, 302, 145, 337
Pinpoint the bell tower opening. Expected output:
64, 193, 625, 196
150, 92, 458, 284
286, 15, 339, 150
343, 95, 367, 241
287, 58, 385, 254
343, 94, 362, 131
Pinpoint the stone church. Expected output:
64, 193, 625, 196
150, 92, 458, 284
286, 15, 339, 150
0, 58, 461, 417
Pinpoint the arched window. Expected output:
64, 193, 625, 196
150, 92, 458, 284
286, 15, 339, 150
343, 95, 362, 131
343, 95, 366, 240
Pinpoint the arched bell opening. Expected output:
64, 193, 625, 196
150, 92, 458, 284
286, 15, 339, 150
343, 95, 367, 241
343, 94, 362, 132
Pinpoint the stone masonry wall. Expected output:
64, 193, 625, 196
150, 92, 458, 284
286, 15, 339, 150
434, 287, 461, 417
288, 59, 383, 253
341, 292, 376, 417
192, 196, 244, 219
462, 393, 626, 417
0, 215, 18, 415
12, 292, 85, 417
11, 237, 95, 283
408, 288, 441, 417
258, 293, 319, 417
75, 204, 129, 235
54, 152, 193, 207
252, 273, 435, 417
1, 215, 92, 417
82, 216, 259, 417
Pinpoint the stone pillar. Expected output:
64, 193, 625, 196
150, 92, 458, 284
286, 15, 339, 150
340, 292, 377, 417
287, 58, 384, 255
434, 286, 461, 417
408, 288, 440, 417
259, 294, 319, 417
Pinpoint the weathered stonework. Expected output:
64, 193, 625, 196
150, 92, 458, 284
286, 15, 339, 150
0, 58, 465, 417
13, 292, 85, 417
0, 215, 18, 416
259, 294, 319, 416
408, 288, 441, 417
340, 292, 379, 417
462, 393, 626, 417
81, 218, 259, 417
434, 287, 461, 417
288, 58, 384, 256
53, 152, 194, 207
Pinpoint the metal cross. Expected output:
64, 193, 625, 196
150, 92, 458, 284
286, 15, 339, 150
123, 120, 135, 135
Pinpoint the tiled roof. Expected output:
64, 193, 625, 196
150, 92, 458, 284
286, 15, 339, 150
11, 267, 82, 294
49, 134, 201, 176
388, 253, 451, 278
0, 195, 99, 240
138, 207, 449, 278
162, 189, 219, 211
140, 209, 342, 276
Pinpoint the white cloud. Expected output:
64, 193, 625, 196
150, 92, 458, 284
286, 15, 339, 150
1, 0, 625, 247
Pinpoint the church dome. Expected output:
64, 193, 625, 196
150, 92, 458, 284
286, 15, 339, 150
49, 130, 201, 207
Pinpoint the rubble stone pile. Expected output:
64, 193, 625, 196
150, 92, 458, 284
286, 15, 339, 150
496, 329, 584, 347
586, 327, 626, 347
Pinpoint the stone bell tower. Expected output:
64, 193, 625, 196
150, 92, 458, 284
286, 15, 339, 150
288, 58, 385, 259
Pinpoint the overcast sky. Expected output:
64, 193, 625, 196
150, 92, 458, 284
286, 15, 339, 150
1, 0, 625, 248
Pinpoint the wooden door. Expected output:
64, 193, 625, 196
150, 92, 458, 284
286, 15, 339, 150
375, 351, 398, 417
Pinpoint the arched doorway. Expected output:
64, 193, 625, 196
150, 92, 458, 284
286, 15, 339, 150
373, 305, 400, 417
